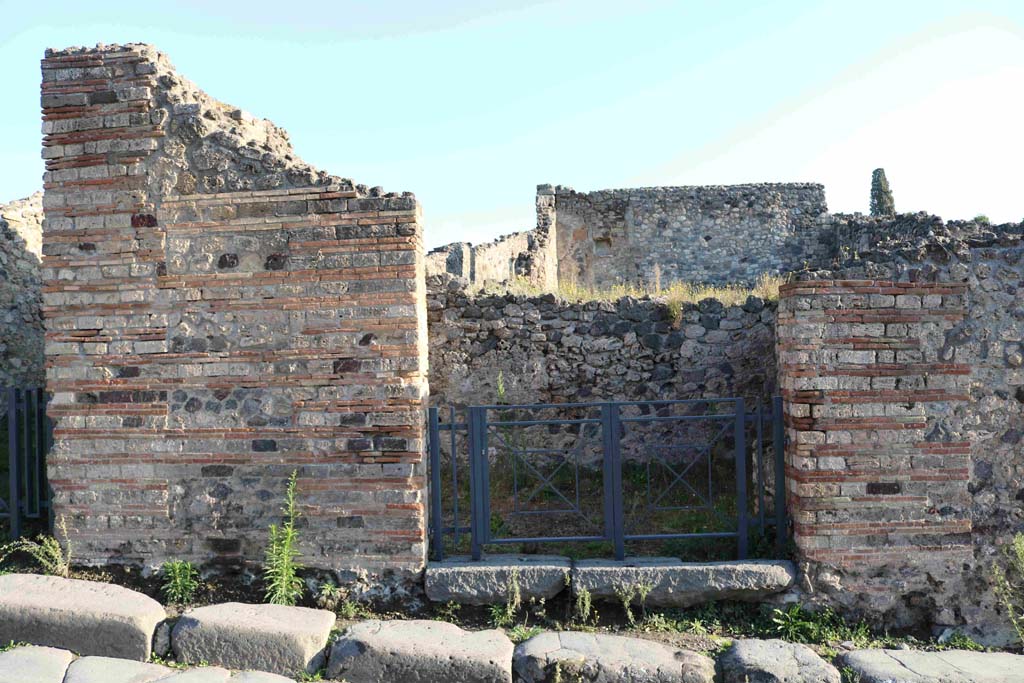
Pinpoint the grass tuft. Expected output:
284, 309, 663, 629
483, 274, 782, 324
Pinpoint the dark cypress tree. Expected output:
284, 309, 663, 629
870, 168, 895, 217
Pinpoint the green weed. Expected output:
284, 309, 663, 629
0, 516, 72, 578
263, 470, 304, 606
160, 560, 199, 605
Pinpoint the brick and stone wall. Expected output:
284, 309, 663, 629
777, 216, 1024, 643
0, 192, 44, 386
427, 274, 776, 408
40, 44, 428, 575
552, 183, 830, 288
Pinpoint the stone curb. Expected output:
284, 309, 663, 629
0, 574, 166, 661
171, 602, 336, 676
425, 556, 797, 608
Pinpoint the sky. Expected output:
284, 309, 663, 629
1, 0, 1022, 248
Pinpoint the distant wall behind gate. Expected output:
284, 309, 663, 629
41, 44, 428, 574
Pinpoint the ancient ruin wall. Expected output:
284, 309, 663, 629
552, 183, 830, 287
426, 230, 533, 286
427, 274, 776, 408
0, 193, 44, 386
777, 218, 1024, 643
426, 190, 559, 290
41, 44, 428, 574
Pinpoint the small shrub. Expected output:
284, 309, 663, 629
434, 600, 462, 624
337, 598, 369, 620
161, 560, 199, 605
770, 604, 869, 646
489, 569, 523, 628
939, 631, 985, 652
316, 582, 343, 612
614, 583, 638, 627
840, 666, 863, 683
993, 532, 1024, 646
974, 214, 991, 225
496, 370, 507, 403
507, 623, 543, 643
263, 470, 304, 606
573, 586, 593, 625
0, 516, 72, 577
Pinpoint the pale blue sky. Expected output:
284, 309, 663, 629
2, 1, 1022, 247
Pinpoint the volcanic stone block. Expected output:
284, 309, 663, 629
513, 631, 716, 683
62, 657, 171, 683
571, 559, 796, 607
718, 639, 839, 683
171, 602, 336, 676
159, 669, 232, 682
0, 574, 166, 661
327, 619, 514, 683
839, 649, 1024, 683
0, 645, 74, 683
228, 674, 295, 682
424, 555, 571, 605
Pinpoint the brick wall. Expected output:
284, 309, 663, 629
777, 279, 972, 627
40, 44, 428, 574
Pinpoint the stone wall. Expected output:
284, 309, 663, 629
777, 216, 1024, 643
426, 191, 558, 291
40, 44, 429, 575
0, 193, 44, 387
426, 230, 532, 286
427, 274, 776, 409
551, 183, 830, 288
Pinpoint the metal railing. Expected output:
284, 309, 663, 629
1, 387, 51, 539
428, 397, 786, 562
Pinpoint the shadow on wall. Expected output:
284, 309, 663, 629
0, 192, 45, 388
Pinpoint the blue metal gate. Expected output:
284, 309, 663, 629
1, 387, 51, 540
428, 397, 786, 562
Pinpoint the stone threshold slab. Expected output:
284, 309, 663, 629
424, 555, 796, 608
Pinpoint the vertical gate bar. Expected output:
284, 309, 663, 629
608, 403, 625, 561
600, 404, 615, 551
735, 398, 747, 560
20, 390, 29, 523
8, 389, 21, 540
468, 407, 483, 561
773, 395, 787, 558
428, 407, 443, 562
44, 392, 53, 526
29, 388, 40, 518
449, 405, 459, 548
479, 408, 491, 546
756, 402, 765, 536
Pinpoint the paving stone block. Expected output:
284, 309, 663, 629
160, 668, 231, 682
0, 574, 166, 660
513, 631, 716, 683
228, 674, 295, 683
171, 602, 336, 676
839, 649, 1024, 683
62, 656, 170, 683
327, 619, 514, 683
718, 639, 839, 683
0, 645, 74, 683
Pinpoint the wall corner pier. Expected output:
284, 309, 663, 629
776, 278, 973, 628
40, 43, 429, 574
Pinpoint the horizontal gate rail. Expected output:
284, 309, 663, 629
427, 397, 788, 563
